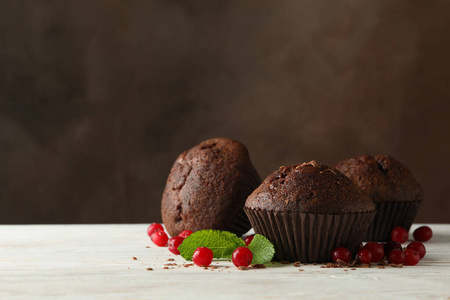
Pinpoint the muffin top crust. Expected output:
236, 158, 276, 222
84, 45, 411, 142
245, 161, 375, 214
334, 155, 424, 203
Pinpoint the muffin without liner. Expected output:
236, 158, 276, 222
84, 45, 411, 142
245, 161, 376, 263
161, 138, 261, 237
334, 155, 424, 242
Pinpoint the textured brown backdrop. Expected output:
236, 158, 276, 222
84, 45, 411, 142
1, 1, 449, 224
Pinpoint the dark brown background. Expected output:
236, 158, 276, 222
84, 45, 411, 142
1, 1, 449, 224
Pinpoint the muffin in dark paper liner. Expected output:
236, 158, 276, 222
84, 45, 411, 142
334, 155, 423, 241
244, 161, 376, 263
161, 138, 261, 237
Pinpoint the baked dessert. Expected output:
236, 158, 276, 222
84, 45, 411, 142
244, 161, 376, 262
334, 155, 424, 241
161, 138, 261, 237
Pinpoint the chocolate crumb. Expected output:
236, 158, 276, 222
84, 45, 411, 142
183, 263, 194, 267
163, 267, 169, 270
238, 266, 249, 271
209, 265, 218, 269
280, 261, 291, 264
251, 264, 266, 269
203, 267, 208, 270
164, 263, 177, 266
351, 268, 356, 270
145, 246, 150, 248
293, 261, 302, 267
167, 258, 175, 261
298, 269, 304, 271
389, 263, 403, 268
132, 257, 138, 260
146, 268, 153, 271
225, 266, 230, 269
378, 266, 385, 269
344, 269, 348, 271
312, 263, 317, 265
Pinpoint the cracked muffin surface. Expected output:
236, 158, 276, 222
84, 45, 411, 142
245, 161, 375, 214
161, 138, 261, 237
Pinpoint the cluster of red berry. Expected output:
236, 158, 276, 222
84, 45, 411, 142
147, 223, 256, 268
332, 226, 432, 266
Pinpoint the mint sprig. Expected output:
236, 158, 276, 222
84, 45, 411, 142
178, 230, 276, 265
247, 234, 275, 264
178, 230, 245, 260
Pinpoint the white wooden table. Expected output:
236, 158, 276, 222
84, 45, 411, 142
1, 224, 449, 299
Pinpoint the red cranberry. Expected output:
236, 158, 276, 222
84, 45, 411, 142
332, 247, 352, 263
192, 247, 214, 267
384, 241, 402, 257
388, 249, 405, 264
413, 226, 432, 242
391, 227, 408, 244
404, 249, 420, 266
178, 230, 193, 239
151, 230, 169, 246
357, 249, 372, 264
168, 236, 184, 255
407, 241, 426, 259
363, 242, 385, 263
147, 223, 164, 237
232, 247, 253, 268
244, 235, 255, 246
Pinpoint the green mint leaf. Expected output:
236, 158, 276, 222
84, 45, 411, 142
247, 234, 275, 264
178, 230, 245, 261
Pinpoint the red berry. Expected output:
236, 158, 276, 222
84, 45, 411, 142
363, 242, 385, 263
192, 247, 214, 267
357, 249, 373, 264
384, 241, 402, 257
151, 230, 168, 246
388, 249, 405, 264
168, 236, 184, 255
407, 241, 426, 259
244, 235, 255, 246
178, 230, 193, 239
232, 247, 253, 268
413, 226, 432, 242
404, 249, 420, 266
147, 223, 164, 237
391, 227, 408, 244
332, 247, 352, 263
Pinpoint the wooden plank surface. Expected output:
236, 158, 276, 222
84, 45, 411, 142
1, 224, 449, 299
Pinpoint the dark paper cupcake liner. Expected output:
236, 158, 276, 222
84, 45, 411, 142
223, 207, 252, 236
366, 200, 422, 242
245, 208, 376, 263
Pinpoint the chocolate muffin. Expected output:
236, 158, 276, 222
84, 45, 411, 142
245, 161, 376, 263
161, 138, 261, 237
334, 155, 424, 241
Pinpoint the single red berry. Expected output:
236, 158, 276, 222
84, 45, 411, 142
357, 249, 373, 264
168, 236, 184, 255
147, 223, 164, 237
332, 247, 352, 263
178, 230, 193, 239
413, 226, 432, 242
151, 230, 169, 246
363, 242, 385, 263
232, 247, 253, 268
192, 247, 214, 267
388, 249, 405, 264
244, 235, 255, 246
391, 227, 408, 244
384, 241, 402, 257
404, 249, 420, 266
407, 241, 426, 259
